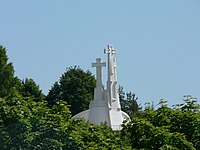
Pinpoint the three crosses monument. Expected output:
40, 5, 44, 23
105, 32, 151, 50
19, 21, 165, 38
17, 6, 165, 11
73, 45, 130, 130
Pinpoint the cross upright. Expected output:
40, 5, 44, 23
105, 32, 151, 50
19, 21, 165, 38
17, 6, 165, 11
104, 44, 116, 55
92, 58, 106, 87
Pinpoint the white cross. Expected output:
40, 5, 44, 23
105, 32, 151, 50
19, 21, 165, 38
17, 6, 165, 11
92, 58, 106, 86
104, 44, 116, 55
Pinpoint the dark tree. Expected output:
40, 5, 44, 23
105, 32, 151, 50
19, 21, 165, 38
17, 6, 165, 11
20, 78, 45, 101
119, 86, 141, 117
0, 45, 19, 97
46, 66, 96, 116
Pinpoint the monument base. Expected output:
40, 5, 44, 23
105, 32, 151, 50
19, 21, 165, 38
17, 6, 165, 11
72, 103, 130, 131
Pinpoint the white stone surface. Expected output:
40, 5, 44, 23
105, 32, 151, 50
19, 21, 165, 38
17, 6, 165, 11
72, 45, 130, 130
91, 58, 106, 101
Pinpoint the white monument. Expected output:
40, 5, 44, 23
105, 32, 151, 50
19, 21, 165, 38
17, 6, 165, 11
73, 45, 130, 130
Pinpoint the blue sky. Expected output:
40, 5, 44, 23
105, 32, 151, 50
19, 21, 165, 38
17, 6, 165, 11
1, 0, 200, 107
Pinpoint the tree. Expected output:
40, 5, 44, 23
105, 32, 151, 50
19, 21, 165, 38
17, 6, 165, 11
20, 78, 45, 101
0, 89, 73, 149
118, 86, 141, 117
121, 118, 195, 150
46, 66, 96, 116
0, 45, 19, 97
0, 88, 128, 149
1, 88, 199, 149
128, 97, 200, 149
0, 89, 32, 149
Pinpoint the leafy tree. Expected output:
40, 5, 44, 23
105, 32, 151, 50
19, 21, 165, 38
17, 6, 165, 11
0, 89, 73, 149
67, 119, 131, 150
28, 100, 72, 149
0, 89, 32, 149
0, 45, 19, 97
121, 118, 195, 150
137, 97, 200, 149
119, 86, 141, 117
0, 88, 129, 150
45, 81, 61, 104
171, 96, 200, 149
1, 44, 200, 149
47, 66, 96, 116
20, 78, 45, 101
1, 89, 199, 149
180, 95, 200, 112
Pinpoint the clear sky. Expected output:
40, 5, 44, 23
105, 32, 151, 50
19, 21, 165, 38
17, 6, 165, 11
1, 0, 200, 107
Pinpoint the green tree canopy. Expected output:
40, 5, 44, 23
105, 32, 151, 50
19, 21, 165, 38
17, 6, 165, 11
121, 96, 200, 149
0, 89, 127, 150
20, 78, 45, 101
1, 45, 200, 149
0, 89, 73, 149
0, 45, 19, 98
0, 87, 199, 149
119, 86, 142, 117
47, 66, 96, 116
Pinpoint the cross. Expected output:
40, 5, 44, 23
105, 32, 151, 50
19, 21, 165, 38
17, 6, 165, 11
104, 44, 117, 81
104, 44, 116, 55
92, 58, 106, 86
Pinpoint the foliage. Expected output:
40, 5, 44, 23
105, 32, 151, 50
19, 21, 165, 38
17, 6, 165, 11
1, 45, 200, 149
121, 96, 200, 149
0, 89, 32, 149
0, 46, 44, 99
0, 89, 72, 149
0, 81, 200, 150
119, 86, 142, 117
0, 45, 19, 98
122, 118, 195, 150
20, 78, 45, 101
47, 66, 96, 116
0, 89, 131, 150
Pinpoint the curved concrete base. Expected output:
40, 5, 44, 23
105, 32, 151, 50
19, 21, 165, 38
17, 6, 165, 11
72, 109, 130, 130
72, 110, 90, 120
